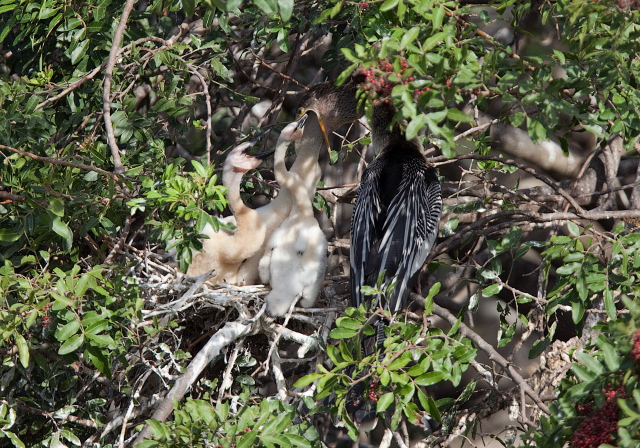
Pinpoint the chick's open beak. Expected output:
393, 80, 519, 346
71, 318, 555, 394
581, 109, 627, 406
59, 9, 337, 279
242, 130, 274, 160
294, 112, 308, 130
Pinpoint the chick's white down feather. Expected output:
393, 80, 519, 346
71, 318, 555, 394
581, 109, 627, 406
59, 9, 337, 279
259, 118, 328, 316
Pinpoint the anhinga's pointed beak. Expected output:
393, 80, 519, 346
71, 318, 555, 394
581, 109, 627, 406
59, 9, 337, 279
297, 109, 332, 153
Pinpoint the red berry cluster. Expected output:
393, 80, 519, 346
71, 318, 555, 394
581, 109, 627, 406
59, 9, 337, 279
358, 2, 370, 8
367, 380, 381, 402
41, 303, 53, 327
570, 387, 622, 448
631, 329, 640, 362
359, 58, 417, 99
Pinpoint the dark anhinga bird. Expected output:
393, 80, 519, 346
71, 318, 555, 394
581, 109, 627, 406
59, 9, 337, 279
347, 101, 443, 428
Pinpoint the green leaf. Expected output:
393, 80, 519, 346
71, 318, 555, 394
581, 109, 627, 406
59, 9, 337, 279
423, 282, 439, 315
400, 26, 420, 49
58, 334, 84, 355
4, 432, 25, 448
446, 108, 473, 123
85, 345, 111, 377
335, 316, 362, 330
380, 0, 399, 11
261, 434, 291, 447
414, 371, 445, 386
387, 354, 411, 371
52, 217, 73, 251
377, 392, 395, 413
86, 333, 115, 347
192, 160, 207, 178
279, 0, 294, 22
555, 263, 581, 276
0, 3, 17, 13
183, 0, 196, 17
0, 230, 21, 242
60, 429, 81, 446
14, 332, 29, 369
329, 327, 357, 339
526, 117, 547, 142
70, 39, 89, 65
417, 389, 441, 422
283, 434, 312, 448
604, 289, 616, 320
482, 283, 502, 297
432, 5, 445, 29
253, 0, 276, 14
601, 342, 619, 371
553, 49, 566, 64
528, 338, 549, 359
405, 114, 426, 140
566, 221, 580, 236
574, 351, 604, 376
237, 430, 258, 448
55, 319, 81, 341
293, 372, 324, 388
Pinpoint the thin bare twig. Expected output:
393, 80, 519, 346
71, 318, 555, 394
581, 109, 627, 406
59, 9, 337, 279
0, 144, 125, 184
183, 61, 213, 165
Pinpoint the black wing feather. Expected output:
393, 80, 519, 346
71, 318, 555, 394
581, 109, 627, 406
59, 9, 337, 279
350, 145, 442, 312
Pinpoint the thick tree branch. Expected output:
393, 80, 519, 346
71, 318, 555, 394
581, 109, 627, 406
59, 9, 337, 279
133, 317, 262, 444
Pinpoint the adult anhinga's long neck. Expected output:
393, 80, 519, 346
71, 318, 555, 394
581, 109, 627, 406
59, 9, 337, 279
371, 104, 408, 153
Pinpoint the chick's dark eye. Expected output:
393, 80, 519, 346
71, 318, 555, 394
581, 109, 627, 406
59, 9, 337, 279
296, 107, 303, 116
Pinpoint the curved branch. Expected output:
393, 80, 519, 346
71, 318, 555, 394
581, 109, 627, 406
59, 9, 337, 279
0, 144, 125, 184
133, 318, 261, 444
103, 0, 136, 175
433, 153, 586, 214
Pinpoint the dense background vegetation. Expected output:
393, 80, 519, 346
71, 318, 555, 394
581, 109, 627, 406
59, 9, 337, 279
2, 0, 640, 446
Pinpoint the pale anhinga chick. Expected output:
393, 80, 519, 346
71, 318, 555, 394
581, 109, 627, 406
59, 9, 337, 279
347, 101, 442, 429
259, 115, 328, 316
187, 138, 269, 284
237, 79, 363, 285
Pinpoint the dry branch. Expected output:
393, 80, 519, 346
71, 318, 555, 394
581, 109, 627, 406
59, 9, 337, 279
0, 144, 125, 184
133, 317, 262, 444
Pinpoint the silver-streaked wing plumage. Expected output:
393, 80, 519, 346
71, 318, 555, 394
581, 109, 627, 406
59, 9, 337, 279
350, 141, 442, 313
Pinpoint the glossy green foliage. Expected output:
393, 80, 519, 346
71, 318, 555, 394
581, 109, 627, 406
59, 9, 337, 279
137, 392, 320, 448
0, 260, 141, 447
522, 296, 640, 448
295, 283, 474, 440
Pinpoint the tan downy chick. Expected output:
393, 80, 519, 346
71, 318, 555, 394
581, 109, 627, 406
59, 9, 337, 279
258, 116, 328, 316
187, 141, 267, 284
